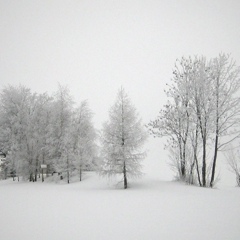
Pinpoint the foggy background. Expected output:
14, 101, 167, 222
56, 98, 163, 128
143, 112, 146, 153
1, 0, 240, 185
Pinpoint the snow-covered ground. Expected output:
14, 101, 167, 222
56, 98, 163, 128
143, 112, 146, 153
0, 172, 239, 240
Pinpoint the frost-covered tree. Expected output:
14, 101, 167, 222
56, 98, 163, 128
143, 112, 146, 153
100, 87, 147, 189
71, 101, 97, 181
0, 84, 97, 183
34, 93, 53, 181
0, 85, 54, 181
148, 57, 200, 183
149, 54, 240, 187
48, 85, 74, 183
209, 54, 240, 187
0, 85, 33, 180
225, 146, 240, 186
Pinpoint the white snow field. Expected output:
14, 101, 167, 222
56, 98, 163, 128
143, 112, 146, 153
0, 172, 239, 240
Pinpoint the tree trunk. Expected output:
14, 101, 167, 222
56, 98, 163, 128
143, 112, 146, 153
123, 161, 127, 189
210, 134, 218, 188
67, 170, 70, 184
196, 102, 207, 187
189, 161, 195, 185
178, 139, 185, 181
193, 126, 202, 186
34, 169, 37, 182
210, 81, 219, 188
236, 173, 240, 187
30, 173, 34, 182
80, 167, 82, 182
42, 169, 44, 182
181, 105, 190, 181
202, 136, 206, 187
67, 154, 70, 184
4, 168, 7, 180
195, 152, 202, 187
181, 142, 186, 180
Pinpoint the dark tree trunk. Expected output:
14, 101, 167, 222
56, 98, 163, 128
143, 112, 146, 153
80, 167, 82, 182
195, 152, 202, 187
35, 169, 38, 182
189, 160, 195, 185
181, 104, 190, 181
4, 168, 7, 180
178, 139, 185, 181
30, 173, 34, 182
210, 134, 218, 188
196, 102, 207, 187
67, 155, 70, 184
123, 161, 127, 189
210, 83, 219, 188
67, 170, 70, 184
42, 169, 44, 182
194, 127, 202, 187
181, 144, 186, 180
236, 173, 240, 187
202, 136, 206, 187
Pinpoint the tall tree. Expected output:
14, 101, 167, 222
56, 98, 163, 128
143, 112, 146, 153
48, 85, 74, 183
71, 100, 97, 181
209, 54, 240, 187
100, 87, 147, 189
148, 57, 198, 182
0, 85, 33, 180
149, 54, 240, 187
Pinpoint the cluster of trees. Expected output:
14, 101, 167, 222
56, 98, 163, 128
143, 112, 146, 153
0, 85, 97, 183
0, 86, 147, 189
1, 54, 240, 189
148, 54, 240, 187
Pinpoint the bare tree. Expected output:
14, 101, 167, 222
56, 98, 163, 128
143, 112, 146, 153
225, 146, 240, 186
148, 57, 199, 183
149, 54, 240, 187
209, 54, 240, 187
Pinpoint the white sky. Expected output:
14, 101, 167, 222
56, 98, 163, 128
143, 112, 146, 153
1, 0, 240, 182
